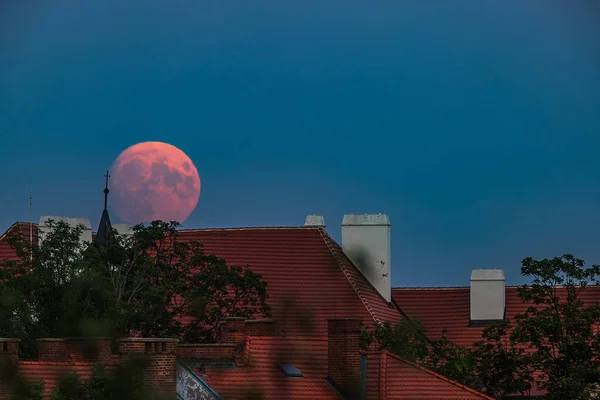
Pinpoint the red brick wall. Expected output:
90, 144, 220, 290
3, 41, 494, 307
176, 344, 236, 360
117, 338, 179, 395
65, 338, 112, 362
245, 319, 275, 336
144, 354, 177, 393
0, 339, 19, 362
37, 339, 67, 362
328, 319, 362, 396
220, 317, 246, 343
0, 339, 19, 400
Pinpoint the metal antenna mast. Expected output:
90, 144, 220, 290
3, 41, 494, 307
29, 190, 33, 262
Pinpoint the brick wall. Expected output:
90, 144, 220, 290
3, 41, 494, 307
220, 317, 246, 343
37, 339, 67, 362
245, 319, 275, 336
176, 343, 237, 360
64, 338, 112, 362
0, 338, 19, 362
0, 339, 21, 400
327, 318, 362, 397
117, 337, 179, 395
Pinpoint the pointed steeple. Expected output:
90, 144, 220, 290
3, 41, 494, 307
95, 170, 114, 245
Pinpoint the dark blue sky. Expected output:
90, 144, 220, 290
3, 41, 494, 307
1, 1, 599, 287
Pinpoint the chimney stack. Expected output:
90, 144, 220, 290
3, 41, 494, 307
304, 214, 326, 228
328, 319, 362, 398
38, 216, 93, 244
341, 214, 391, 302
470, 269, 505, 325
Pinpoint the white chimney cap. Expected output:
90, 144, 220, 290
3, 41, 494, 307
470, 269, 505, 281
304, 215, 326, 227
342, 214, 390, 226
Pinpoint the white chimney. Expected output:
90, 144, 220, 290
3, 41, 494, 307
470, 269, 505, 323
304, 214, 326, 228
341, 214, 391, 302
113, 223, 134, 237
38, 216, 93, 245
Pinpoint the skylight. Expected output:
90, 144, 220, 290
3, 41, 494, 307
277, 363, 303, 378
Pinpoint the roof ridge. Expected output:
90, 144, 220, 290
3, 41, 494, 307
393, 286, 470, 290
381, 350, 495, 400
179, 226, 315, 232
0, 221, 30, 242
317, 228, 381, 326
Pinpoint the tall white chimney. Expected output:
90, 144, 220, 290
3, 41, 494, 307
341, 214, 391, 302
470, 269, 505, 324
304, 214, 326, 228
38, 216, 93, 245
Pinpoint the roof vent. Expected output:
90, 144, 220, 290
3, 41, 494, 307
470, 269, 505, 326
304, 214, 326, 228
277, 363, 303, 378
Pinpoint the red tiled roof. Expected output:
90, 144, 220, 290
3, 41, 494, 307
199, 336, 341, 400
392, 285, 600, 397
365, 350, 495, 400
0, 224, 402, 335
392, 285, 600, 347
0, 222, 38, 262
177, 227, 402, 336
200, 335, 494, 400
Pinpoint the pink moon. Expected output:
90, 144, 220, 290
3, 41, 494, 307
109, 142, 201, 224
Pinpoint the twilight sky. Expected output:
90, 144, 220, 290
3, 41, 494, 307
1, 1, 599, 287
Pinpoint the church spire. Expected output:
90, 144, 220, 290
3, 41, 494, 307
96, 170, 114, 245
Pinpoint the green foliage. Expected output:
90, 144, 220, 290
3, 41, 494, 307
50, 372, 86, 400
472, 321, 534, 399
369, 254, 600, 400
0, 220, 270, 354
360, 320, 429, 363
428, 332, 480, 390
0, 355, 44, 400
511, 254, 600, 399
45, 357, 173, 400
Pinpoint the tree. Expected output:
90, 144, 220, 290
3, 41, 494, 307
361, 254, 600, 399
0, 219, 271, 356
472, 321, 534, 399
510, 254, 600, 399
360, 319, 480, 389
49, 357, 172, 400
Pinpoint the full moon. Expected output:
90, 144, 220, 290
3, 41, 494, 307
109, 142, 201, 224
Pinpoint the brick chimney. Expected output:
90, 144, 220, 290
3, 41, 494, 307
117, 338, 179, 395
220, 317, 246, 344
328, 319, 362, 398
37, 338, 67, 362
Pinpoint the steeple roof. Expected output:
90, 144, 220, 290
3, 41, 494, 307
95, 171, 114, 245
